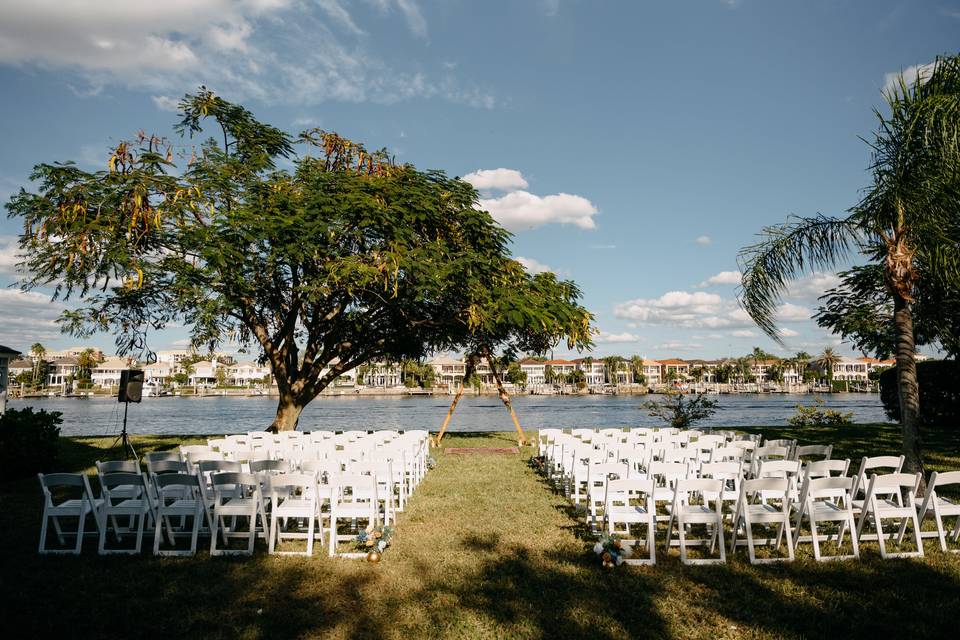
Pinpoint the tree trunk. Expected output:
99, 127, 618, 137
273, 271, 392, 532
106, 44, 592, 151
270, 391, 304, 432
893, 293, 924, 475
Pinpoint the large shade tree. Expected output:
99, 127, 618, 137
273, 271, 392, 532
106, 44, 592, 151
7, 90, 592, 431
738, 55, 960, 473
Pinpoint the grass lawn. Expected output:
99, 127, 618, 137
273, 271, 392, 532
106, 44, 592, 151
1, 423, 959, 639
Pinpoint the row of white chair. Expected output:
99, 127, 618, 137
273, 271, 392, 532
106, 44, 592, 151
37, 430, 430, 557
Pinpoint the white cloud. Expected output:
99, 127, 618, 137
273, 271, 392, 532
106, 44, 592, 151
776, 303, 812, 322
779, 328, 800, 338
729, 329, 757, 338
695, 235, 712, 245
786, 271, 842, 301
656, 341, 702, 351
0, 0, 486, 109
292, 116, 321, 127
151, 95, 181, 112
588, 244, 616, 250
0, 235, 22, 275
480, 191, 598, 232
698, 270, 742, 288
883, 62, 936, 96
595, 331, 641, 344
614, 290, 808, 331
541, 0, 561, 16
515, 256, 553, 275
363, 0, 427, 38
462, 168, 529, 192
0, 289, 65, 346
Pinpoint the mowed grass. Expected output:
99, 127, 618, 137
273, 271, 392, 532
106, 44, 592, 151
0, 424, 957, 639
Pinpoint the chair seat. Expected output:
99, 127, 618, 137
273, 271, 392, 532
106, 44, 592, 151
106, 499, 149, 513
49, 499, 96, 515
274, 499, 317, 518
875, 499, 914, 518
809, 501, 851, 520
159, 499, 203, 513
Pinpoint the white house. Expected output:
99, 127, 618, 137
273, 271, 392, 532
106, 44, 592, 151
92, 357, 130, 388
574, 359, 606, 386
519, 359, 546, 386
0, 344, 20, 415
188, 360, 222, 387
143, 362, 175, 387
230, 361, 272, 386
428, 356, 467, 388
46, 357, 79, 389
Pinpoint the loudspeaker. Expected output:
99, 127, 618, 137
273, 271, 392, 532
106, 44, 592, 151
118, 369, 145, 403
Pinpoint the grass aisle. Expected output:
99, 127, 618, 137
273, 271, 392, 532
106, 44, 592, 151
1, 427, 958, 638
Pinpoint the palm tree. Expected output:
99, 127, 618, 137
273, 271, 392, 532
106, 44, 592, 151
629, 355, 645, 385
815, 347, 841, 385
30, 342, 46, 386
738, 55, 960, 473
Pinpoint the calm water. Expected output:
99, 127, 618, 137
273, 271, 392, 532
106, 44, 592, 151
9, 393, 891, 437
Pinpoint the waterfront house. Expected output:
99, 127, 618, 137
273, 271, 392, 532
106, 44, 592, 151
188, 360, 222, 388
574, 358, 607, 387
659, 358, 690, 381
229, 361, 272, 386
8, 358, 32, 382
0, 345, 20, 415
143, 361, 175, 388
427, 356, 466, 389
45, 356, 79, 390
519, 358, 547, 386
641, 359, 663, 386
92, 357, 130, 389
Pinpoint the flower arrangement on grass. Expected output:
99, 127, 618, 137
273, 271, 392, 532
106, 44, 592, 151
426, 456, 437, 470
593, 534, 632, 568
357, 524, 394, 562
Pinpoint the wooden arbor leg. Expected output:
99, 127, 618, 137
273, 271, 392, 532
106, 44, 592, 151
435, 358, 476, 446
485, 349, 527, 446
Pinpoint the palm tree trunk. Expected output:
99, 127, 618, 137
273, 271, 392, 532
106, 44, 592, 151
893, 293, 924, 475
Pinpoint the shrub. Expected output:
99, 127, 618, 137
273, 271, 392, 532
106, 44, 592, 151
879, 360, 960, 427
642, 392, 718, 429
787, 397, 853, 427
0, 407, 62, 478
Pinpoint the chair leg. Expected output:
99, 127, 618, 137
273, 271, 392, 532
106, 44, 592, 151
678, 517, 688, 564
848, 515, 860, 558
268, 513, 277, 554
74, 511, 86, 555
810, 518, 822, 561
716, 517, 726, 562
153, 513, 163, 555
783, 517, 794, 561
210, 508, 220, 555
306, 515, 315, 556
52, 515, 66, 545
39, 513, 49, 554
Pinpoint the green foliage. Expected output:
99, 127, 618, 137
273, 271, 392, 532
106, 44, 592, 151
505, 362, 527, 388
0, 407, 62, 478
642, 393, 718, 429
879, 361, 960, 426
6, 89, 592, 429
787, 398, 853, 427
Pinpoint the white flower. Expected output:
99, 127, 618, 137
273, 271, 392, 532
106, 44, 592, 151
615, 556, 624, 566
593, 542, 604, 554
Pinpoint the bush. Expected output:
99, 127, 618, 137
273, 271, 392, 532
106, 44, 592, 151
642, 392, 718, 429
879, 360, 960, 426
787, 397, 853, 427
0, 407, 62, 479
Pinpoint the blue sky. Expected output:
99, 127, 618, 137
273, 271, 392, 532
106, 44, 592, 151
0, 0, 957, 359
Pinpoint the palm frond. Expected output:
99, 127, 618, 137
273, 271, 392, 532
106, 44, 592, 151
737, 215, 858, 342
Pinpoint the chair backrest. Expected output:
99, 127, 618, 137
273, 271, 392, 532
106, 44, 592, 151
754, 445, 789, 460
211, 471, 260, 492
301, 459, 342, 478
100, 472, 148, 502
866, 471, 921, 492
149, 459, 188, 475
742, 476, 790, 496
198, 460, 243, 475
803, 459, 849, 480
648, 461, 689, 487
929, 470, 960, 491
805, 476, 854, 500
38, 472, 97, 507
710, 446, 745, 463
700, 461, 742, 481
756, 459, 801, 478
764, 438, 796, 451
154, 472, 201, 491
330, 473, 377, 501
96, 459, 140, 475
144, 451, 181, 465
674, 478, 723, 501
853, 455, 905, 496
794, 444, 833, 461
250, 459, 289, 474
268, 473, 318, 500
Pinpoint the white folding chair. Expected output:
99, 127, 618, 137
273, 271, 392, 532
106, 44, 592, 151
268, 473, 322, 556
793, 476, 859, 561
328, 473, 378, 557
917, 471, 960, 553
730, 477, 794, 564
37, 473, 101, 554
666, 478, 726, 565
152, 473, 208, 556
856, 472, 924, 559
586, 462, 629, 530
210, 472, 264, 556
604, 477, 656, 565
98, 472, 152, 555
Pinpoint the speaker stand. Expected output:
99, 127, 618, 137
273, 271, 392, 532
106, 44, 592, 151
109, 400, 138, 461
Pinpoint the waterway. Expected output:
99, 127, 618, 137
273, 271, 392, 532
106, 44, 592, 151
9, 393, 891, 437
